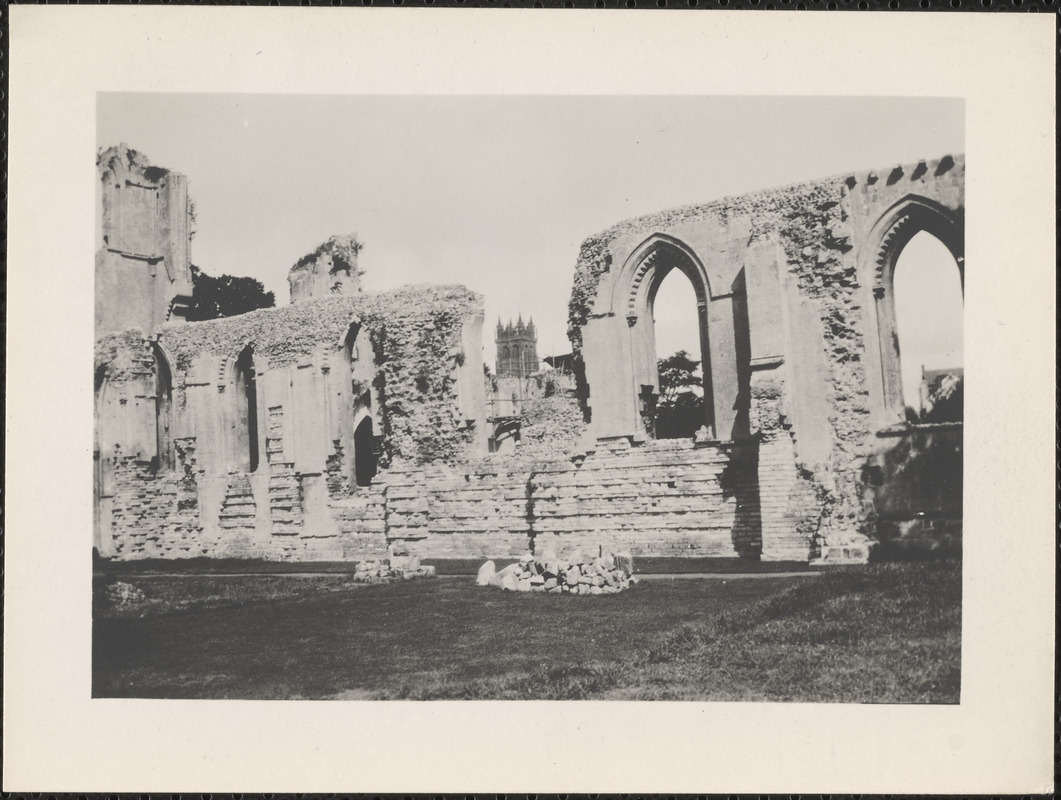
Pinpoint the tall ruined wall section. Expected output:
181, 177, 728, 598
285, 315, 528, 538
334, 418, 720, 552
568, 155, 964, 561
96, 144, 194, 339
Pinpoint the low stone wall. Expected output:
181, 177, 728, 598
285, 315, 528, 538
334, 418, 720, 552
101, 431, 823, 562
379, 437, 767, 559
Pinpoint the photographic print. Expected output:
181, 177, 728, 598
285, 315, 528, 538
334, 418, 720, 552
6, 9, 1054, 795
92, 94, 964, 702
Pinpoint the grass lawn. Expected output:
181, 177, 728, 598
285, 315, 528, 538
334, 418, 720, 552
93, 560, 959, 702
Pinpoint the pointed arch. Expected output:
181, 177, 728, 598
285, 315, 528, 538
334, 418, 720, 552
616, 233, 717, 438
615, 233, 714, 322
864, 195, 964, 294
353, 415, 378, 486
861, 195, 964, 424
151, 342, 175, 472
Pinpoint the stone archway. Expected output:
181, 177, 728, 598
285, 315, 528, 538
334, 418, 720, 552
861, 195, 964, 425
616, 233, 716, 439
353, 414, 378, 486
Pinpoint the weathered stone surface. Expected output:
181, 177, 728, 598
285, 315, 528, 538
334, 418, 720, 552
288, 234, 363, 303
476, 560, 497, 586
614, 551, 635, 575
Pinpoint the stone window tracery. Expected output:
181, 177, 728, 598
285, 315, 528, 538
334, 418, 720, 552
866, 196, 963, 426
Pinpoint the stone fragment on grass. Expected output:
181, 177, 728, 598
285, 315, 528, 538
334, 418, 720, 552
105, 581, 146, 608
476, 560, 497, 586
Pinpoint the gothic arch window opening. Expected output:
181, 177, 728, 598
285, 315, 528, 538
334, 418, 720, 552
892, 231, 964, 423
624, 237, 716, 440
650, 263, 708, 440
869, 197, 964, 426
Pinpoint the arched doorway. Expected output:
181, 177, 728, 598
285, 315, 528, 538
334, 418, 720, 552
354, 415, 378, 486
152, 344, 174, 472
491, 418, 521, 453
234, 346, 259, 472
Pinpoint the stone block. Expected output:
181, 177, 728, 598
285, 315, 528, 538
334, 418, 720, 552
614, 551, 634, 574
476, 560, 496, 585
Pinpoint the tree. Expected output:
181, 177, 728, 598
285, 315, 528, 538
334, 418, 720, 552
655, 349, 704, 439
657, 350, 701, 405
921, 374, 963, 424
186, 265, 276, 321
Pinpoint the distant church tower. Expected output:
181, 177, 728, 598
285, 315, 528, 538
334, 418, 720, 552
495, 315, 539, 378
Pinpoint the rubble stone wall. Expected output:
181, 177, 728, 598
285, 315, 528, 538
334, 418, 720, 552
95, 285, 489, 558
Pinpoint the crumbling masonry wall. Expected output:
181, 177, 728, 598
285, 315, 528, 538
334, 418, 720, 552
568, 154, 964, 561
94, 146, 963, 564
95, 144, 193, 339
95, 285, 489, 560
288, 234, 364, 303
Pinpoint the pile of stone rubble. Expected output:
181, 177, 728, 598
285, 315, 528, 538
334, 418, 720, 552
352, 547, 436, 583
476, 547, 637, 594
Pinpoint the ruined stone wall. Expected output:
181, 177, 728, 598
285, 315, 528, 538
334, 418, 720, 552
288, 234, 364, 303
95, 285, 489, 560
568, 154, 964, 561
96, 144, 193, 339
380, 437, 761, 560
517, 392, 586, 458
156, 284, 486, 468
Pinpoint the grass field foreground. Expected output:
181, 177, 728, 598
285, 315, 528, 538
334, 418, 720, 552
93, 559, 959, 703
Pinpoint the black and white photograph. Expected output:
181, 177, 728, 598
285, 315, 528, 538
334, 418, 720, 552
91, 94, 966, 703
5, 8, 1055, 795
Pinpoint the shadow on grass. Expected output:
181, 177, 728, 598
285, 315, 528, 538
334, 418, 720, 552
370, 560, 961, 702
93, 559, 960, 703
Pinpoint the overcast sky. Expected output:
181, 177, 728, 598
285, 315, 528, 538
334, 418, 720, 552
98, 94, 963, 387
